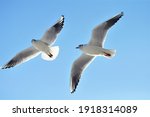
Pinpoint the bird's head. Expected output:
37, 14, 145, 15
31, 39, 37, 43
76, 44, 87, 49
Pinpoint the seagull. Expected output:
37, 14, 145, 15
70, 12, 123, 93
1, 15, 64, 69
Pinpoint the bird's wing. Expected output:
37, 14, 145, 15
1, 47, 40, 69
89, 12, 123, 47
70, 54, 95, 93
40, 15, 64, 45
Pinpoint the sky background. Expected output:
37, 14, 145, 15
0, 0, 150, 100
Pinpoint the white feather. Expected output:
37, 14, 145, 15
41, 46, 59, 61
70, 12, 123, 93
80, 45, 116, 58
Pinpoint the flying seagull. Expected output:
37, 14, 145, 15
1, 15, 64, 69
70, 12, 123, 93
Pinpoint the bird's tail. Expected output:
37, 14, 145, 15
41, 46, 59, 61
103, 49, 116, 59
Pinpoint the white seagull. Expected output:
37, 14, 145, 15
70, 12, 123, 93
1, 15, 64, 69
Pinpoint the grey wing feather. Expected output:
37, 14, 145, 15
89, 12, 123, 47
40, 15, 64, 45
1, 47, 40, 69
70, 54, 95, 93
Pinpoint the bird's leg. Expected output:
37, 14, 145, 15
103, 52, 111, 57
47, 53, 53, 58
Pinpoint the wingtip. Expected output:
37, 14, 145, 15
120, 12, 124, 16
1, 65, 6, 69
71, 91, 75, 94
61, 15, 64, 18
70, 74, 81, 94
70, 88, 76, 94
60, 15, 65, 21
70, 84, 75, 94
1, 65, 10, 69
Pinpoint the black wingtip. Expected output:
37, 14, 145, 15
1, 59, 17, 69
70, 84, 76, 94
117, 12, 124, 19
1, 64, 9, 69
61, 15, 64, 18
0, 66, 4, 69
120, 12, 124, 16
1, 65, 13, 69
53, 15, 65, 33
70, 73, 81, 94
1, 67, 5, 69
71, 90, 75, 94
60, 15, 65, 22
0, 66, 10, 69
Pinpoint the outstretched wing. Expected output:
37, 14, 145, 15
40, 15, 64, 45
1, 47, 40, 69
70, 54, 95, 93
89, 12, 123, 47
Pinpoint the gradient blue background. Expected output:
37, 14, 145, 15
0, 0, 149, 100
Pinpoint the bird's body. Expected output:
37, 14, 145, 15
32, 39, 53, 57
77, 45, 116, 58
1, 15, 64, 69
70, 12, 123, 93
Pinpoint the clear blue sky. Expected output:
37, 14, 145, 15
0, 0, 150, 100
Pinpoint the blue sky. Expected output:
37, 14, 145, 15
0, 0, 150, 100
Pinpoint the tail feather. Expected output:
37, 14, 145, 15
41, 46, 59, 61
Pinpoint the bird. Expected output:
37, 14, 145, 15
1, 15, 64, 69
70, 12, 123, 93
